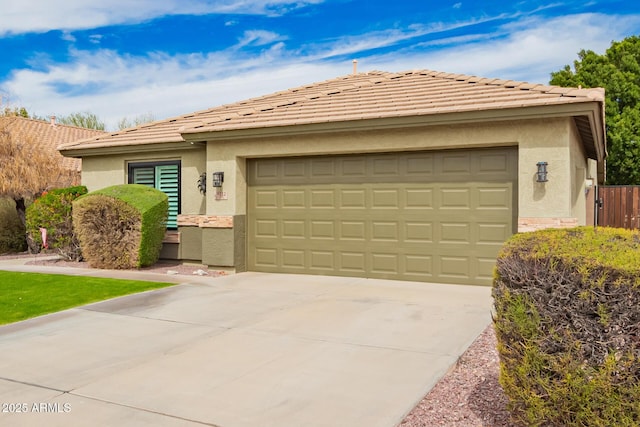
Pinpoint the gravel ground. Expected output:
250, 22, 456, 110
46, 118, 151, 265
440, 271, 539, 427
399, 325, 514, 426
2, 251, 514, 426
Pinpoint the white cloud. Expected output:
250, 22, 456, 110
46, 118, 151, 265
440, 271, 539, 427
303, 11, 533, 61
88, 34, 104, 44
2, 45, 336, 128
2, 12, 639, 130
364, 13, 640, 84
236, 30, 287, 48
0, 0, 324, 35
60, 31, 76, 42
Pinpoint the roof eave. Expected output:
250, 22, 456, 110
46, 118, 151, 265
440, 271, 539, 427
59, 140, 205, 158
181, 102, 606, 146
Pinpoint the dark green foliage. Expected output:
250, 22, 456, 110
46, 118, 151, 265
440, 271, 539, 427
550, 35, 640, 184
493, 227, 640, 426
25, 186, 87, 260
73, 184, 168, 269
0, 198, 26, 253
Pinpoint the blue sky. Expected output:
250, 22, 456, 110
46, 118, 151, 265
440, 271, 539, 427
1, 1, 639, 130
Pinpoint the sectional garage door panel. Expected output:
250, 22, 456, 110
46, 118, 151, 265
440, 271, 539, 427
248, 148, 517, 285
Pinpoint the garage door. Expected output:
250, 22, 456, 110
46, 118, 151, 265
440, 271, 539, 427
247, 148, 517, 285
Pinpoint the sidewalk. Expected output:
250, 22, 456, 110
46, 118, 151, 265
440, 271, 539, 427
0, 255, 217, 284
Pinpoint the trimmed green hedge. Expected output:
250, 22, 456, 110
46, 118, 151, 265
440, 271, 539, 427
73, 184, 168, 269
25, 186, 87, 260
493, 227, 640, 426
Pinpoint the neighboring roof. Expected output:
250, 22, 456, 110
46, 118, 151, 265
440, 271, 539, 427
59, 69, 605, 156
0, 116, 107, 171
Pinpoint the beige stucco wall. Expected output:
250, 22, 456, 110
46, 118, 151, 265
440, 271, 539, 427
77, 116, 594, 265
515, 118, 589, 229
205, 117, 589, 228
569, 120, 589, 226
80, 148, 207, 215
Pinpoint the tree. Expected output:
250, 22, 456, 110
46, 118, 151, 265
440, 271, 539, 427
0, 103, 47, 121
58, 112, 105, 130
2, 106, 29, 118
0, 122, 75, 251
117, 112, 155, 130
550, 35, 640, 184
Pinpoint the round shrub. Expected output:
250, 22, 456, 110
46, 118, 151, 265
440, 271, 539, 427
493, 227, 640, 427
73, 184, 168, 269
25, 186, 87, 260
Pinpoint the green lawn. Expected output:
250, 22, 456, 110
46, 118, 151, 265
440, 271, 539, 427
0, 271, 174, 325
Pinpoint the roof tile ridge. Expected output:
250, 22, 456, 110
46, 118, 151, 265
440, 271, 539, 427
192, 71, 395, 127
0, 115, 108, 134
180, 74, 356, 123
99, 70, 399, 136
409, 68, 543, 93
57, 133, 108, 149
422, 68, 608, 101
0, 115, 19, 125
0, 115, 48, 127
0, 115, 30, 122
51, 122, 109, 134
516, 82, 605, 100
567, 86, 605, 101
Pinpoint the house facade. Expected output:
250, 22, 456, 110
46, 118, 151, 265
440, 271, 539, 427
59, 70, 606, 285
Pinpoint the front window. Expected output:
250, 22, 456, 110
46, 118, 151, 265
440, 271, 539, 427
128, 161, 181, 229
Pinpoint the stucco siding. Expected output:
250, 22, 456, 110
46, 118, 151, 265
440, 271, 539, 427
569, 120, 589, 225
205, 118, 581, 224
77, 115, 595, 268
80, 156, 128, 192
80, 148, 206, 215
206, 120, 528, 217
516, 118, 573, 220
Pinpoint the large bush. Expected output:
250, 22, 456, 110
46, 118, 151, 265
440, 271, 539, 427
72, 184, 168, 269
0, 197, 26, 253
493, 227, 640, 427
25, 186, 87, 260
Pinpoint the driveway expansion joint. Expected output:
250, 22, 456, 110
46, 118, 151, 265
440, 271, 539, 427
0, 376, 69, 394
67, 392, 223, 427
78, 307, 227, 328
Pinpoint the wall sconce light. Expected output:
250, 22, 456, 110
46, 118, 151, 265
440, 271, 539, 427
536, 162, 548, 183
212, 171, 224, 188
197, 172, 206, 195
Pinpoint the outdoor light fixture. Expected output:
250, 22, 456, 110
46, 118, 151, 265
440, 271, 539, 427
212, 171, 224, 187
197, 172, 206, 195
536, 162, 548, 183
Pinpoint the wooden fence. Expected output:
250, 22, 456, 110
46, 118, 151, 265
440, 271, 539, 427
597, 186, 640, 229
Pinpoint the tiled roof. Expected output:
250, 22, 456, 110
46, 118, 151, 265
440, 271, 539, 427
59, 70, 605, 152
0, 116, 107, 171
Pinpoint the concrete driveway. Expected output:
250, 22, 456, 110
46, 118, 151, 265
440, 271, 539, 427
0, 271, 492, 427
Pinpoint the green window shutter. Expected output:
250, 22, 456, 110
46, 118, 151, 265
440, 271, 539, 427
131, 167, 155, 187
155, 165, 179, 229
130, 163, 180, 230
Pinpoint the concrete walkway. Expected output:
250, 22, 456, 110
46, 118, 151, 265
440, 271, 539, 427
0, 260, 493, 427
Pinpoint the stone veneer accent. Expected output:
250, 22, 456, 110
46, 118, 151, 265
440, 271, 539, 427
518, 217, 578, 232
162, 231, 180, 244
177, 214, 233, 228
